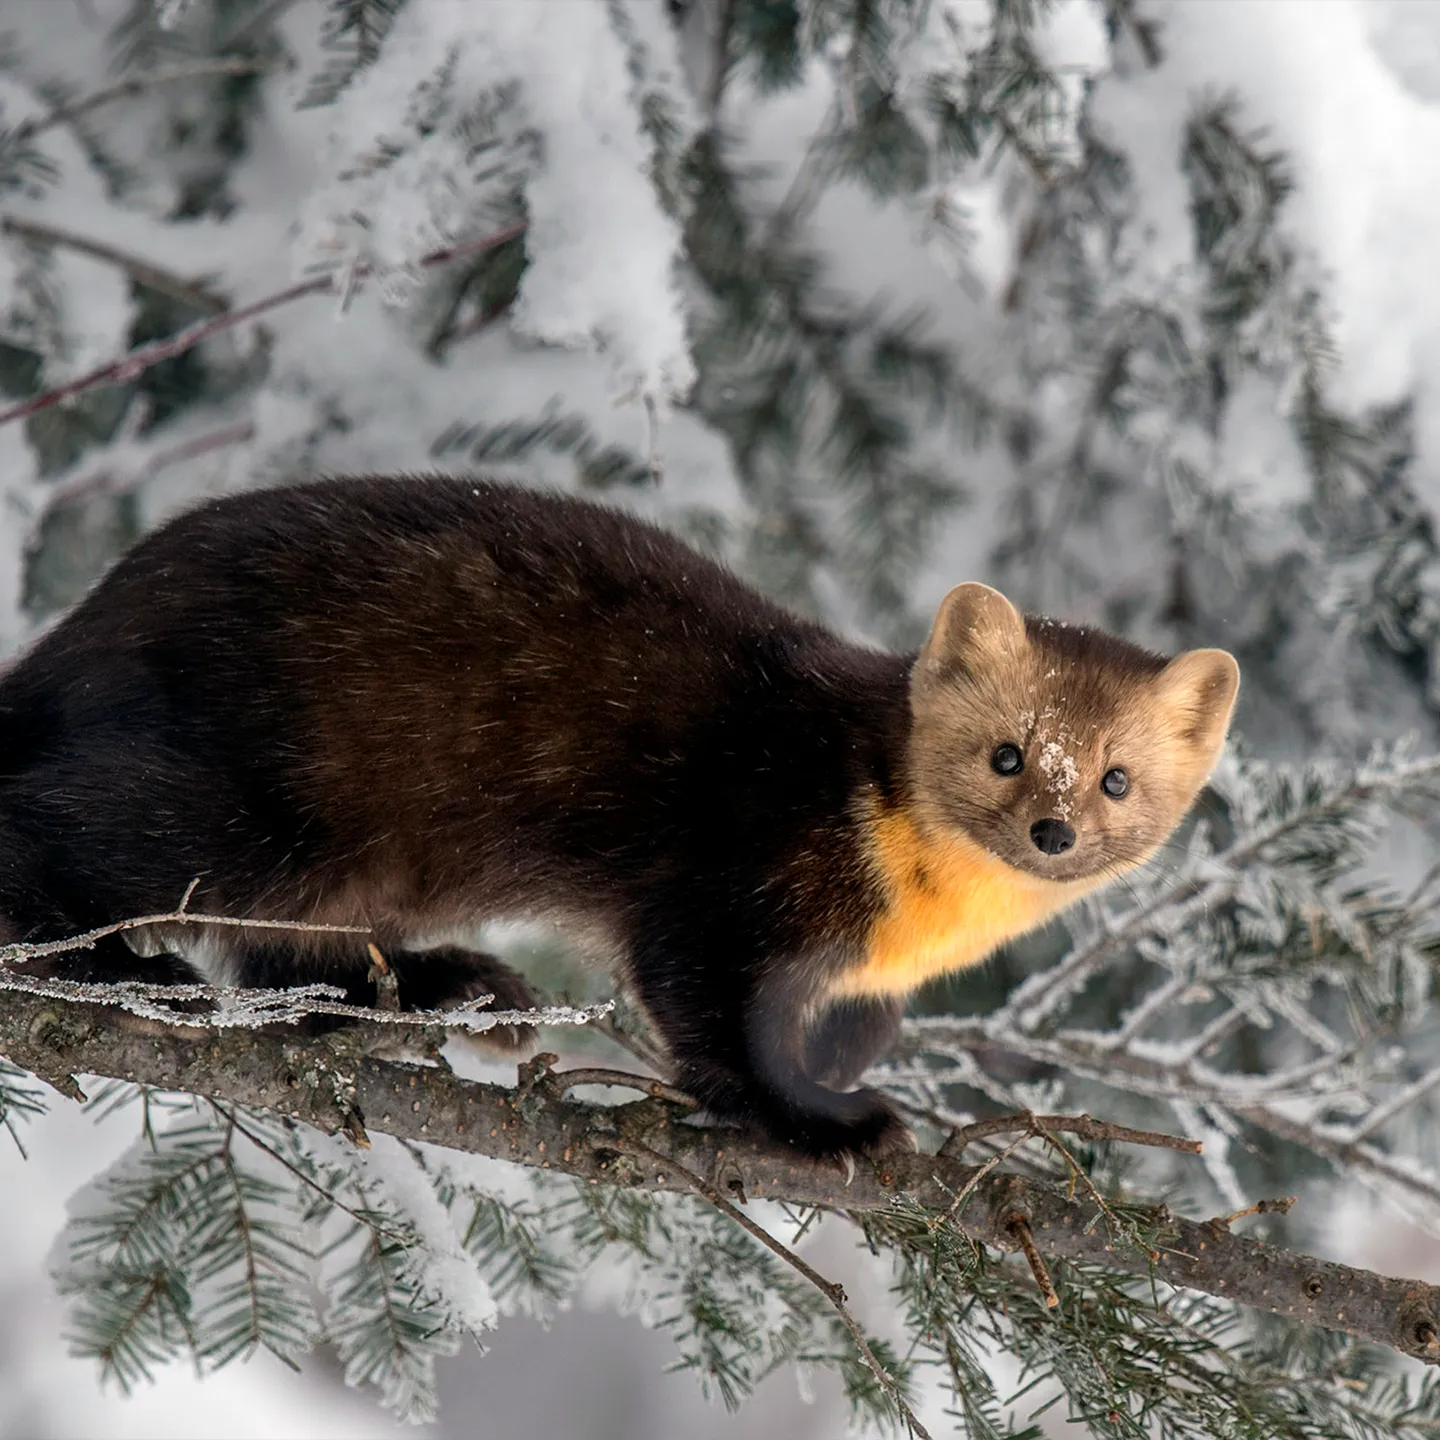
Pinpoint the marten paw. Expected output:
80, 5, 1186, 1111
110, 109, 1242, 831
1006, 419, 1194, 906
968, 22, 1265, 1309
423, 949, 541, 1059
766, 1087, 916, 1163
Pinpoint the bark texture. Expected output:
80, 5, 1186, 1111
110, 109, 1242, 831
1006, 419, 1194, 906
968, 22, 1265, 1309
3, 985, 1436, 1365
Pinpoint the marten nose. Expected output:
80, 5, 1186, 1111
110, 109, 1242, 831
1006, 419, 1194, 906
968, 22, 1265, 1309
1030, 818, 1075, 855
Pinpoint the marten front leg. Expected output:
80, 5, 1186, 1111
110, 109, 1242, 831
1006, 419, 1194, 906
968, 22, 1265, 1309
801, 994, 905, 1091
626, 934, 910, 1158
743, 968, 911, 1157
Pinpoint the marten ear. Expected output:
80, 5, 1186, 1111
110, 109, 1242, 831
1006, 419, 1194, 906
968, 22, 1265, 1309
918, 583, 1028, 681
1154, 649, 1240, 762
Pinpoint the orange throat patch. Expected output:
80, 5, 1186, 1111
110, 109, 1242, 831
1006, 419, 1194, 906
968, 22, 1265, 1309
832, 803, 1103, 1000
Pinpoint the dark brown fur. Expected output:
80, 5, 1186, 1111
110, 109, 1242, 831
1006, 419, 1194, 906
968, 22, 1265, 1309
0, 478, 1237, 1156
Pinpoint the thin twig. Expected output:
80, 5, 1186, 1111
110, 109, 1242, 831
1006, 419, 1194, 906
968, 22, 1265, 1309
36, 420, 255, 522
2, 214, 229, 313
642, 392, 663, 486
1347, 1065, 1440, 1144
931, 1133, 1029, 1233
939, 1110, 1202, 1158
937, 1109, 1190, 1256
15, 60, 271, 143
366, 942, 400, 1012
555, 1067, 696, 1108
1207, 1196, 1297, 1231
0, 904, 372, 966
1006, 1213, 1060, 1308
217, 1102, 385, 1227
1026, 1115, 1159, 1263
761, 95, 845, 249
0, 222, 529, 430
601, 1134, 934, 1440
701, 0, 737, 124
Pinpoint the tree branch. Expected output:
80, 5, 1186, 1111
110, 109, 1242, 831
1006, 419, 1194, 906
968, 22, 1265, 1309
938, 1110, 1203, 1157
2, 985, 1438, 1367
34, 419, 256, 524
0, 222, 529, 430
606, 1134, 933, 1440
14, 60, 273, 144
1, 214, 230, 314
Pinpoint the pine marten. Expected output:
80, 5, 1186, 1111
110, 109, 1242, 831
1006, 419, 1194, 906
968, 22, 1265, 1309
0, 476, 1238, 1157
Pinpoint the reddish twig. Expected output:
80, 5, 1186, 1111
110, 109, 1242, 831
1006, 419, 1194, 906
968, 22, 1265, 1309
0, 222, 528, 430
2, 214, 230, 314
37, 420, 255, 520
1207, 1195, 1297, 1231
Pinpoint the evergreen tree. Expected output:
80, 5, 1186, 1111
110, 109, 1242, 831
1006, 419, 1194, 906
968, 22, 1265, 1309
4, 1, 1440, 1435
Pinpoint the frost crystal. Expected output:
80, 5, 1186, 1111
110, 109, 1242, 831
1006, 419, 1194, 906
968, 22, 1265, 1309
1035, 732, 1080, 818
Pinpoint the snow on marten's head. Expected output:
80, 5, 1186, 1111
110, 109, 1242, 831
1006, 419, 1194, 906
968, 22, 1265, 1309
907, 583, 1238, 885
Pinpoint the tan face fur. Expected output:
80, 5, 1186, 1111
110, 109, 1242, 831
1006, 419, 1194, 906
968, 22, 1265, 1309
907, 583, 1239, 886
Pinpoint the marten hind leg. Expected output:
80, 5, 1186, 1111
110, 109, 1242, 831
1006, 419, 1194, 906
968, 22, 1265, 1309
230, 940, 539, 1057
383, 946, 540, 1057
674, 1053, 912, 1159
743, 978, 912, 1158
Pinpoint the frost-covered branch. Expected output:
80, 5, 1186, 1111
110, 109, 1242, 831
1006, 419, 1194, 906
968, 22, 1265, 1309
0, 965, 610, 1039
0, 891, 605, 1040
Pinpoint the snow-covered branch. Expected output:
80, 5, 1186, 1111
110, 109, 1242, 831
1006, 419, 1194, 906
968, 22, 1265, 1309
0, 965, 610, 1038
0, 223, 527, 429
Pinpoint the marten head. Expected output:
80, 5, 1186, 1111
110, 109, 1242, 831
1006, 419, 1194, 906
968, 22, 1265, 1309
907, 583, 1238, 885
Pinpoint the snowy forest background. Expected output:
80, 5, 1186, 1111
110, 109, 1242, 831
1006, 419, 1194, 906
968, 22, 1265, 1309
11, 0, 1440, 1436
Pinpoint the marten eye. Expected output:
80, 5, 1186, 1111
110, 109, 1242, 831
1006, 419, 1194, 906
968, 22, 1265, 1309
1102, 767, 1129, 799
991, 743, 1024, 777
